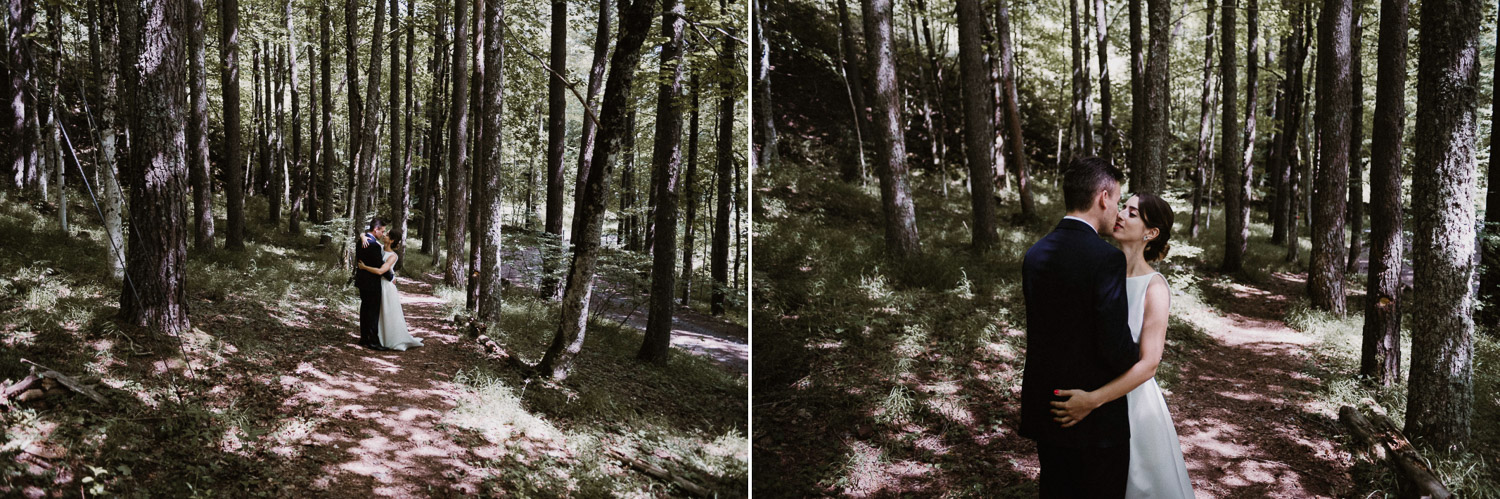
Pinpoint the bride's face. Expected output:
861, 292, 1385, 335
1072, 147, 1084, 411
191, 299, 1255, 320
1111, 195, 1156, 244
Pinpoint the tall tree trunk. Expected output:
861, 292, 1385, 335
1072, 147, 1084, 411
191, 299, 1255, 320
1094, 0, 1113, 160
680, 74, 701, 306
1128, 0, 1143, 174
1191, 0, 1215, 238
390, 0, 408, 263
288, 1, 303, 235
221, 0, 243, 250
308, 40, 320, 230
1139, 0, 1170, 194
1276, 4, 1309, 249
1219, 0, 1242, 270
465, 0, 485, 312
712, 1, 737, 315
957, 0, 996, 251
753, 0, 776, 170
1361, 0, 1405, 387
357, 0, 387, 229
1345, 0, 1365, 273
536, 0, 656, 380
1406, 0, 1480, 450
1483, 0, 1500, 328
572, 0, 610, 241
1229, 0, 1258, 266
915, 0, 947, 182
186, 0, 212, 248
445, 0, 470, 287
345, 0, 364, 230
863, 0, 921, 259
403, 11, 415, 245
640, 0, 689, 364
44, 2, 61, 230
319, 0, 334, 247
119, 0, 191, 335
7, 0, 35, 192
1068, 0, 1085, 162
996, 0, 1034, 219
837, 0, 868, 182
272, 45, 285, 223
906, 8, 942, 197
622, 110, 639, 251
1310, 0, 1352, 315
423, 0, 449, 255
543, 0, 568, 296
91, 0, 127, 274
477, 0, 504, 320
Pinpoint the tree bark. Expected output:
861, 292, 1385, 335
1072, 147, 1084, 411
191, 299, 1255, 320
640, 0, 689, 364
1219, 0, 1241, 271
1483, 0, 1500, 328
1310, 0, 1352, 314
712, 2, 737, 315
466, 0, 485, 312
119, 0, 191, 335
390, 0, 408, 261
680, 74, 701, 306
996, 0, 1034, 220
445, 0, 470, 288
753, 0, 776, 170
863, 0, 921, 260
186, 0, 212, 249
90, 0, 127, 275
906, 7, 942, 197
288, 1, 304, 235
319, 0, 334, 247
219, 0, 243, 250
1227, 0, 1256, 267
1138, 0, 1170, 194
272, 45, 285, 224
423, 0, 449, 255
1191, 0, 1215, 238
1360, 0, 1405, 387
1345, 0, 1366, 274
1128, 0, 1143, 174
357, 0, 387, 228
1406, 0, 1480, 449
837, 0, 868, 182
7, 0, 35, 192
572, 0, 611, 243
1094, 0, 1113, 160
537, 0, 656, 380
957, 0, 996, 250
477, 0, 504, 321
1069, 0, 1086, 162
345, 0, 364, 229
543, 0, 568, 295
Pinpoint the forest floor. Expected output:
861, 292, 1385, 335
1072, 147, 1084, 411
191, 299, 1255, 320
0, 194, 748, 497
752, 156, 1500, 497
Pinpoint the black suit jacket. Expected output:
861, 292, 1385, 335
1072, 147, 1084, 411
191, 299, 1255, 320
1019, 218, 1139, 448
354, 233, 393, 289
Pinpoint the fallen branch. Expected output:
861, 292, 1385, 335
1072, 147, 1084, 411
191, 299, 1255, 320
1339, 404, 1451, 499
20, 359, 106, 404
606, 448, 712, 497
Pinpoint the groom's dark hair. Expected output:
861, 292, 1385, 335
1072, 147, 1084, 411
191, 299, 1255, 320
367, 217, 387, 231
1062, 156, 1125, 213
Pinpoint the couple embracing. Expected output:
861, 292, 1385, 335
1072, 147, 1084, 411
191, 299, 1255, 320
353, 217, 424, 352
1021, 157, 1194, 498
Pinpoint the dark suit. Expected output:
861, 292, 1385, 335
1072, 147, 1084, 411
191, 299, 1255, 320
354, 233, 391, 346
1021, 218, 1139, 498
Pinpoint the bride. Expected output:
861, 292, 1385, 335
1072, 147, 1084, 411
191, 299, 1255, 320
356, 230, 424, 351
1052, 192, 1194, 498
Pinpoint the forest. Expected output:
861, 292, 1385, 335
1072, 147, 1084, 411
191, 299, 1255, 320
1, 0, 749, 494
753, 0, 1499, 495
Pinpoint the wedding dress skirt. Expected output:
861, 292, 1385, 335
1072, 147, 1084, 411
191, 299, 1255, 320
377, 252, 423, 351
1124, 273, 1194, 499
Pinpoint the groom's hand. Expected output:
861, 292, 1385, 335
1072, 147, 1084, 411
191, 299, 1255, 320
1050, 389, 1100, 428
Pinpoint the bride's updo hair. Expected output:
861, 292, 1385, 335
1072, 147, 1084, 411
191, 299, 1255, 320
1135, 193, 1175, 262
387, 230, 404, 250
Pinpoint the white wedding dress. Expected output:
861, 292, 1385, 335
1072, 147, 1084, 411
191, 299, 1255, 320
1124, 272, 1194, 498
376, 250, 424, 351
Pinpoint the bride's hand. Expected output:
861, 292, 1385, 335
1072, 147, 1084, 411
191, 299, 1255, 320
1050, 389, 1100, 428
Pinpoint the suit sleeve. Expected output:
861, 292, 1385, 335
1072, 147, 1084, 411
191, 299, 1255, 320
1094, 249, 1139, 374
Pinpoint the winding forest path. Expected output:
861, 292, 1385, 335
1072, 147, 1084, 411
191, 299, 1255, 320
277, 271, 746, 495
1166, 271, 1354, 497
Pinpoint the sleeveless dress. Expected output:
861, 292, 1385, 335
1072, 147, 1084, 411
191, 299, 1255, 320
376, 250, 424, 351
1124, 272, 1194, 498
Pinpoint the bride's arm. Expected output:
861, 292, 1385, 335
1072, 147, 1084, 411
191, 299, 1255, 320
1051, 276, 1170, 427
358, 253, 399, 274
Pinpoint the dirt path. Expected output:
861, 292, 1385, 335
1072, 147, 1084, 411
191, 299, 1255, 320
1168, 271, 1354, 497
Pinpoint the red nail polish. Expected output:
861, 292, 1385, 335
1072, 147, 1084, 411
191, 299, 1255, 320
1054, 390, 1060, 395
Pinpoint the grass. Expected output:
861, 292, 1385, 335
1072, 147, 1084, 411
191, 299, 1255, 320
1, 192, 747, 497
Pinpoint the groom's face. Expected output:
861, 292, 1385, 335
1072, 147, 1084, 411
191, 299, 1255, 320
372, 225, 386, 238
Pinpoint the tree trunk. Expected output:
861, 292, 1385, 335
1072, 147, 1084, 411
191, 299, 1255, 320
1483, 0, 1500, 328
680, 75, 701, 306
446, 0, 471, 288
1219, 0, 1242, 271
319, 0, 334, 247
477, 0, 504, 321
753, 0, 776, 170
390, 0, 407, 263
915, 0, 947, 184
996, 0, 1034, 220
712, 6, 737, 315
466, 0, 485, 312
1360, 0, 1405, 387
288, 2, 303, 235
863, 0, 921, 260
220, 0, 243, 250
1138, 0, 1170, 194
423, 0, 449, 255
1069, 0, 1085, 162
1128, 0, 1143, 174
1345, 0, 1366, 274
45, 2, 61, 231
537, 0, 656, 380
7, 0, 36, 192
837, 0, 868, 182
957, 0, 996, 251
1406, 0, 1480, 450
1310, 0, 1352, 315
572, 0, 610, 242
272, 45, 285, 224
1191, 0, 1215, 238
1094, 0, 1113, 160
906, 8, 942, 197
186, 0, 212, 249
119, 0, 191, 335
90, 0, 127, 275
357, 0, 387, 229
403, 11, 414, 246
345, 0, 364, 230
542, 0, 568, 295
640, 0, 689, 364
1228, 0, 1257, 267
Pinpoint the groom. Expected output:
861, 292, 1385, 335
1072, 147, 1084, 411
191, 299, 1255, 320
1019, 157, 1140, 498
355, 217, 394, 351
